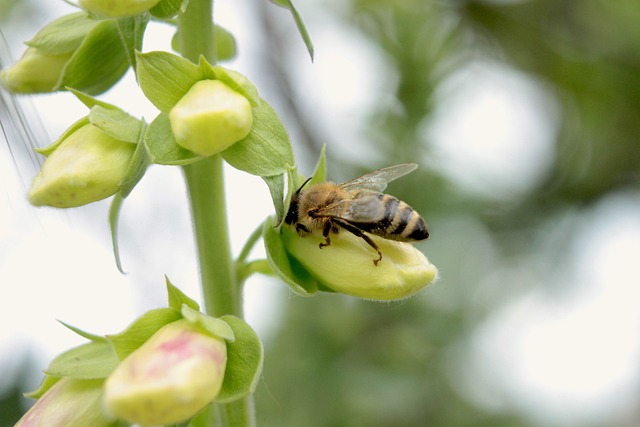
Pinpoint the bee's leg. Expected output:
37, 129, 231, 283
319, 221, 332, 249
296, 223, 310, 236
334, 220, 383, 266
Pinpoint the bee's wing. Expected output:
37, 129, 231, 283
339, 163, 418, 192
314, 194, 386, 223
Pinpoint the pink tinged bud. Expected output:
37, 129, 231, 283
169, 79, 253, 157
0, 47, 72, 93
104, 319, 228, 426
28, 123, 135, 208
15, 378, 115, 427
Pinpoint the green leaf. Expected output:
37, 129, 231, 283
116, 14, 150, 68
166, 276, 200, 312
145, 112, 204, 165
221, 100, 294, 177
209, 65, 260, 107
215, 315, 263, 403
136, 50, 203, 113
109, 193, 126, 274
118, 126, 149, 196
44, 341, 119, 379
263, 216, 318, 295
107, 308, 182, 360
181, 305, 235, 342
68, 87, 118, 110
269, 0, 314, 61
35, 116, 90, 156
58, 320, 107, 343
58, 19, 130, 95
24, 375, 61, 399
263, 174, 286, 225
89, 105, 143, 144
150, 0, 187, 19
25, 12, 98, 55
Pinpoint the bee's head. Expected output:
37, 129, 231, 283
284, 177, 312, 225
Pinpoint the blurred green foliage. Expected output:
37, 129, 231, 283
253, 1, 640, 426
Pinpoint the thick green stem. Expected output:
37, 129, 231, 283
178, 1, 255, 426
183, 155, 240, 316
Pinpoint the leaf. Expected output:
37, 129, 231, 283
166, 276, 200, 312
136, 50, 203, 113
24, 375, 61, 399
58, 20, 130, 95
269, 0, 314, 61
107, 308, 182, 360
215, 315, 263, 403
118, 126, 149, 197
58, 320, 108, 343
35, 116, 89, 157
25, 11, 98, 55
68, 87, 119, 110
145, 112, 204, 165
44, 341, 119, 379
210, 65, 260, 107
221, 100, 294, 177
150, 0, 188, 19
116, 14, 150, 68
89, 105, 143, 144
263, 174, 286, 225
109, 193, 126, 274
262, 216, 319, 295
181, 305, 235, 342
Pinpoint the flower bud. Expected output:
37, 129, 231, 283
78, 0, 161, 17
282, 227, 438, 300
104, 319, 228, 426
169, 79, 253, 156
28, 123, 135, 208
15, 378, 116, 427
1, 47, 72, 93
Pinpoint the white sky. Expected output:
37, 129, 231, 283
1, 1, 639, 425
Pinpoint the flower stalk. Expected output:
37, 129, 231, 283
178, 0, 255, 425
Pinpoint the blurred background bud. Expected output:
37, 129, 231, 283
78, 0, 161, 17
0, 47, 72, 93
15, 378, 116, 427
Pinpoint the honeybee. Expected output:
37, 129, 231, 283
284, 163, 429, 265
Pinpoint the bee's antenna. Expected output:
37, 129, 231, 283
295, 177, 313, 194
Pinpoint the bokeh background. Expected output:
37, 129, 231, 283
1, 0, 639, 426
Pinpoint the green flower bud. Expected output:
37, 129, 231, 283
169, 79, 253, 157
282, 226, 438, 300
15, 378, 116, 427
104, 319, 228, 426
1, 47, 73, 93
79, 0, 161, 17
29, 123, 136, 208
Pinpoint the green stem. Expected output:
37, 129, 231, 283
178, 1, 255, 426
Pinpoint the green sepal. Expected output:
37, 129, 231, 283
44, 341, 119, 379
58, 320, 109, 343
263, 216, 319, 296
206, 63, 260, 107
263, 173, 286, 225
145, 112, 204, 165
309, 143, 327, 185
269, 0, 314, 61
57, 19, 130, 95
25, 12, 98, 55
35, 116, 90, 156
181, 305, 235, 342
221, 100, 294, 176
24, 375, 61, 399
150, 0, 188, 19
215, 315, 263, 403
116, 14, 150, 69
89, 105, 143, 144
166, 276, 200, 312
109, 193, 126, 274
106, 308, 182, 360
136, 50, 202, 113
68, 87, 118, 110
